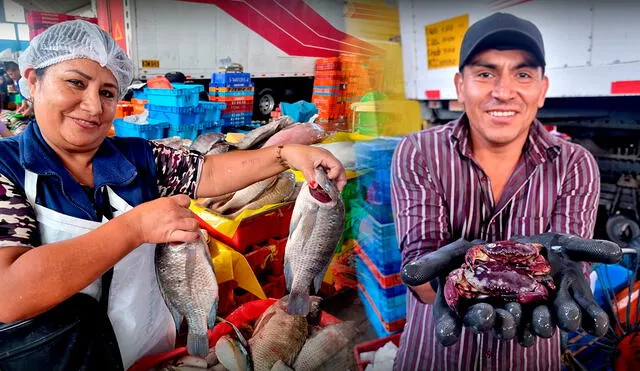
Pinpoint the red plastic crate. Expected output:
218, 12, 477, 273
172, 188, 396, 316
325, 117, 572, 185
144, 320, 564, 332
195, 202, 294, 254
235, 274, 286, 307
354, 242, 401, 288
244, 237, 287, 278
353, 333, 402, 371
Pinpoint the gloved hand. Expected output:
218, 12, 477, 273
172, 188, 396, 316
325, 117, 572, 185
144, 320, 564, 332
509, 233, 622, 344
401, 239, 520, 346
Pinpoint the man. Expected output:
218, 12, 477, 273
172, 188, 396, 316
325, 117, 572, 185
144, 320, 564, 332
4, 61, 32, 116
391, 13, 617, 370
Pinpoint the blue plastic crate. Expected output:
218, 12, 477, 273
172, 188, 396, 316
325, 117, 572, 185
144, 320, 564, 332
356, 257, 405, 323
354, 137, 403, 171
167, 121, 202, 140
210, 90, 255, 97
211, 72, 252, 87
198, 101, 226, 122
221, 111, 253, 119
144, 83, 204, 107
147, 104, 201, 125
357, 168, 392, 212
113, 118, 168, 140
132, 89, 147, 100
358, 288, 405, 338
356, 208, 401, 275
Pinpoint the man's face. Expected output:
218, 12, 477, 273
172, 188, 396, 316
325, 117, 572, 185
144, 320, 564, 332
6, 68, 20, 81
454, 49, 549, 148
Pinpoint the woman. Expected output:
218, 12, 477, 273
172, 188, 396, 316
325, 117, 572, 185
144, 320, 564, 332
0, 20, 345, 370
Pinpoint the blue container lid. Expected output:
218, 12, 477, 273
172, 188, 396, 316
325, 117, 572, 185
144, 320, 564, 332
144, 83, 204, 96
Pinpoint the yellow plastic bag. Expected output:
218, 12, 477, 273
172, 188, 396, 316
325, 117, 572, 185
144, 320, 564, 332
190, 200, 289, 239
209, 238, 266, 299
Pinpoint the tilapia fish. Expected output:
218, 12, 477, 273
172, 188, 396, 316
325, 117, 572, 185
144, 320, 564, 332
248, 296, 308, 371
284, 167, 345, 316
156, 231, 219, 358
216, 176, 278, 214
227, 172, 296, 219
292, 321, 359, 371
190, 132, 226, 154
234, 116, 294, 150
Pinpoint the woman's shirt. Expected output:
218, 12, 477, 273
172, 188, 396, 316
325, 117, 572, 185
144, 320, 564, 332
0, 142, 204, 248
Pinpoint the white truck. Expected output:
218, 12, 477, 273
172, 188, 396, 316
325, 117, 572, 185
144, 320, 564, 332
398, 0, 640, 245
96, 0, 377, 119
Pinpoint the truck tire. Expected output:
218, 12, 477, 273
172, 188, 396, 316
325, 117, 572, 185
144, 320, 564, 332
255, 88, 277, 120
606, 214, 640, 247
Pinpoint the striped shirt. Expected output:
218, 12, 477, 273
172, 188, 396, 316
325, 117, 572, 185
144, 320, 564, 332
391, 115, 600, 371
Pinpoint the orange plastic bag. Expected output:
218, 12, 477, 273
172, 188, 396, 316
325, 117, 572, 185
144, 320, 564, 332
146, 76, 173, 89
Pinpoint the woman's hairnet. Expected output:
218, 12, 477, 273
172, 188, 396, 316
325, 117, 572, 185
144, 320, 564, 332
19, 20, 134, 99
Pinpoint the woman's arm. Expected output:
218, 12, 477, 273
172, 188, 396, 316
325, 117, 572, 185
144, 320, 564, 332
0, 171, 198, 323
196, 144, 346, 197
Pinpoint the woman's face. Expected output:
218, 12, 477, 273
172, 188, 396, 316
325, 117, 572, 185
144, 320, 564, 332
27, 58, 118, 153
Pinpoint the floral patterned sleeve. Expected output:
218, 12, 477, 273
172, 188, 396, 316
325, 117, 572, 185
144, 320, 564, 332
150, 142, 205, 198
0, 173, 40, 248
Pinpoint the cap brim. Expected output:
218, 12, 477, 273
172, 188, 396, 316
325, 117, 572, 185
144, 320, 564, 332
461, 28, 545, 68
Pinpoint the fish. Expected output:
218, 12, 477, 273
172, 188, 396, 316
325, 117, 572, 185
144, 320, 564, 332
234, 116, 294, 150
283, 167, 345, 315
152, 136, 192, 150
248, 296, 308, 371
215, 335, 251, 371
215, 176, 278, 214
292, 321, 359, 371
190, 132, 226, 154
270, 360, 293, 371
196, 193, 235, 210
156, 230, 219, 358
206, 143, 231, 155
262, 122, 328, 148
227, 172, 296, 219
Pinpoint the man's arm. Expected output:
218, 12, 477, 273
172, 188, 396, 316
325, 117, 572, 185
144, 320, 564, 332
391, 135, 450, 303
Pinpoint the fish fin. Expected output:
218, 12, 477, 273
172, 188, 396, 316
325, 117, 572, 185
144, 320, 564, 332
208, 298, 218, 330
170, 308, 183, 332
284, 258, 293, 292
187, 332, 209, 358
287, 291, 310, 316
313, 264, 330, 294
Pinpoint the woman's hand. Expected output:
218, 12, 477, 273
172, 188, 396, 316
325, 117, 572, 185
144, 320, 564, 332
122, 194, 201, 245
281, 144, 347, 191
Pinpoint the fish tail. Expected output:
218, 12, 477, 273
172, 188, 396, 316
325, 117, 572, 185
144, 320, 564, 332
287, 291, 310, 316
187, 332, 209, 358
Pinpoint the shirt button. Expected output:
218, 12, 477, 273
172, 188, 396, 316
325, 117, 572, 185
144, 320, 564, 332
485, 351, 492, 358
480, 176, 487, 182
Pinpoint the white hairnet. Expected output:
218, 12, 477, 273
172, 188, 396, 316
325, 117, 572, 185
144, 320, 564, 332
19, 20, 134, 99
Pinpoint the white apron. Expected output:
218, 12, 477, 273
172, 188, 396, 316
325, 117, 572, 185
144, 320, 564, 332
24, 169, 176, 369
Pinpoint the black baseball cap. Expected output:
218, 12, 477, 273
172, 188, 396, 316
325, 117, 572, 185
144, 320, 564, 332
459, 12, 545, 71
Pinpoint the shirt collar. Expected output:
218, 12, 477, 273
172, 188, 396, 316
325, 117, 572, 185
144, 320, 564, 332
20, 121, 138, 188
450, 113, 561, 165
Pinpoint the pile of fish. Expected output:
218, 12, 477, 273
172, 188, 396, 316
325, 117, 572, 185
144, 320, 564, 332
197, 172, 300, 219
158, 296, 360, 371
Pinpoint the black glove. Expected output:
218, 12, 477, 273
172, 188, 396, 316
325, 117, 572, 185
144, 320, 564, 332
402, 239, 519, 346
510, 233, 622, 340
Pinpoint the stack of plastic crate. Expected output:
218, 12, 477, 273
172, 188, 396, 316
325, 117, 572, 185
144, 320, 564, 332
353, 137, 406, 337
341, 54, 384, 124
143, 83, 205, 140
209, 72, 254, 129
312, 57, 345, 130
